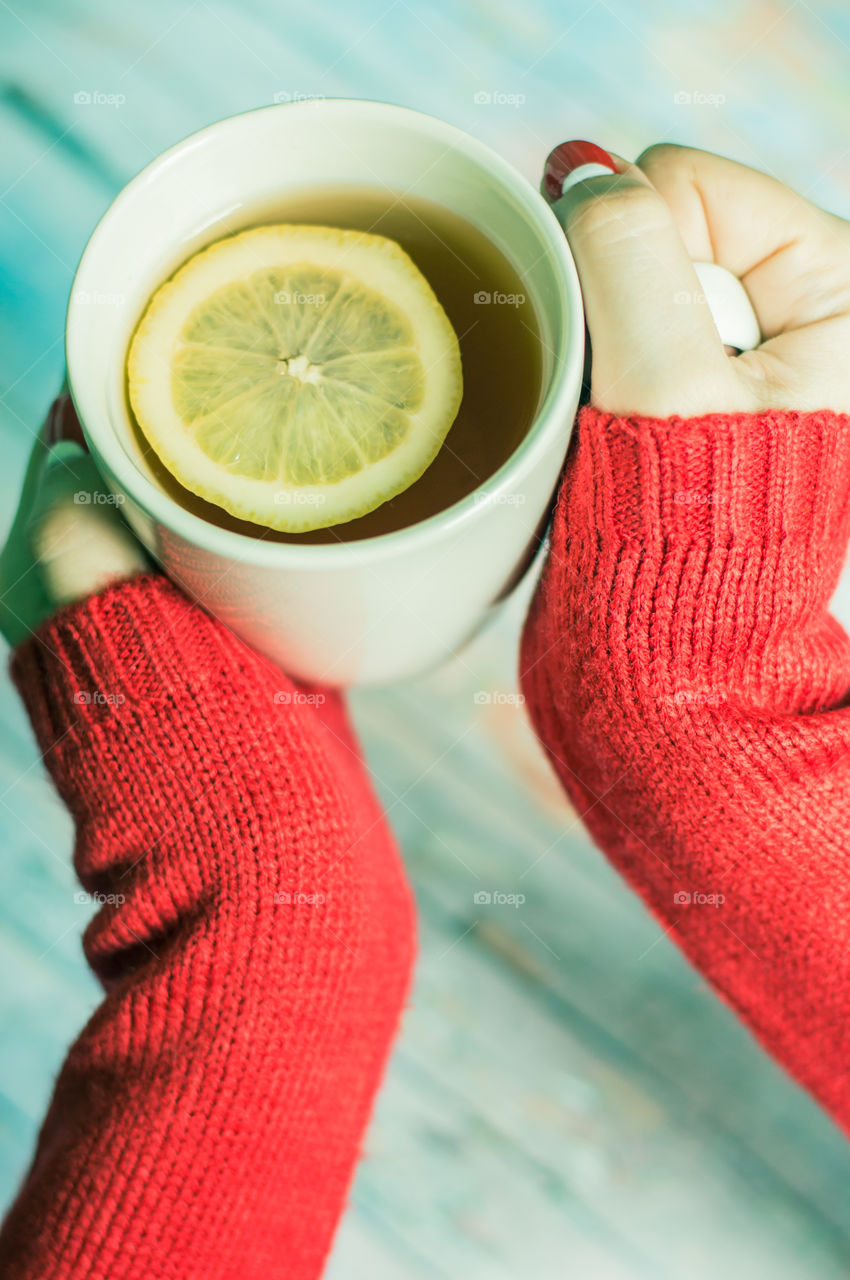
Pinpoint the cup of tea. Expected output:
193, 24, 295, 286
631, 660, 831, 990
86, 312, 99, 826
65, 98, 584, 685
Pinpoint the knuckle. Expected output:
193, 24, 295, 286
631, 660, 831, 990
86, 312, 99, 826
635, 141, 692, 174
568, 180, 671, 245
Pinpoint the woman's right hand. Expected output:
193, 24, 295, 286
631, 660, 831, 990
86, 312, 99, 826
520, 141, 850, 1138
546, 141, 850, 418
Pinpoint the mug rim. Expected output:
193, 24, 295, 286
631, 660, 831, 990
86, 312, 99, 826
66, 97, 584, 567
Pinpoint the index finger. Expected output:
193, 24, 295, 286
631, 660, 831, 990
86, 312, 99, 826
636, 143, 850, 338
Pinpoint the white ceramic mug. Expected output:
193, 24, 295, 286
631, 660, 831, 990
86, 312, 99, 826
66, 99, 585, 685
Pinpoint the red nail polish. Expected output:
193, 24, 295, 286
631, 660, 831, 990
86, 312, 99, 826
542, 140, 617, 203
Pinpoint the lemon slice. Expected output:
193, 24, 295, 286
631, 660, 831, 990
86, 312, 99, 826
127, 224, 463, 532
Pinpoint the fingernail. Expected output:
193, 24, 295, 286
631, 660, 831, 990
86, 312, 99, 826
43, 392, 87, 451
542, 140, 618, 204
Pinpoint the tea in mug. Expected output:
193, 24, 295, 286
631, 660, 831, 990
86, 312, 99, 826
127, 186, 543, 544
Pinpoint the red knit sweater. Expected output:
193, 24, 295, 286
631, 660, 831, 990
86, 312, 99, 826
521, 404, 850, 1124
2, 403, 850, 1277
1, 578, 416, 1279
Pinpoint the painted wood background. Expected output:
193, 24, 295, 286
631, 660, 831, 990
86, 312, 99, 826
2, 1, 850, 1276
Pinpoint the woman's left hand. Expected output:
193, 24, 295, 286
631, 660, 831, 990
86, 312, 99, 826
0, 392, 148, 647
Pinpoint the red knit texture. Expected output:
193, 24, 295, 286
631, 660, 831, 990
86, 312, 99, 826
6, 402, 850, 1275
0, 574, 416, 1280
521, 404, 850, 1126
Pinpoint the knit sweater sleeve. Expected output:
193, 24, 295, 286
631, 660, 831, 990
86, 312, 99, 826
0, 573, 415, 1280
520, 405, 850, 1127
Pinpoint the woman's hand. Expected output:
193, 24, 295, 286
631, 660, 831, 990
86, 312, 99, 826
549, 142, 850, 416
521, 142, 850, 1135
1, 430, 417, 1280
0, 393, 148, 647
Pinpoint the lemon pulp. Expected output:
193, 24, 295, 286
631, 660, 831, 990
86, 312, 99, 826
127, 224, 463, 532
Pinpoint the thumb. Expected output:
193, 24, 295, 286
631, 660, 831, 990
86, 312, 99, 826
29, 443, 149, 611
1, 404, 148, 648
544, 141, 754, 417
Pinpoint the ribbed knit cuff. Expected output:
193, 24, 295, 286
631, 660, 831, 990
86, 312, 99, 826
526, 405, 850, 713
568, 405, 850, 552
10, 572, 209, 760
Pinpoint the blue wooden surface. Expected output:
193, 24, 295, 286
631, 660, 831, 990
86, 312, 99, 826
3, 2, 850, 1276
